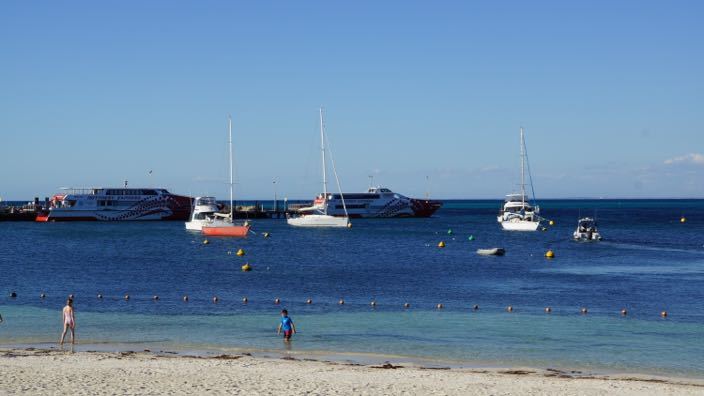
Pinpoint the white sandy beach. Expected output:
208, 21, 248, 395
1, 349, 702, 395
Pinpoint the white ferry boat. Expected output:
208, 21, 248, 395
36, 187, 192, 222
296, 186, 442, 218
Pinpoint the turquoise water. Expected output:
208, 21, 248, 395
1, 199, 703, 377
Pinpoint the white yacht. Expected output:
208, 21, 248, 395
573, 217, 602, 241
497, 127, 541, 231
184, 196, 219, 231
288, 107, 350, 228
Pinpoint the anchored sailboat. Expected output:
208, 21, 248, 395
497, 127, 541, 231
201, 115, 250, 237
287, 107, 350, 228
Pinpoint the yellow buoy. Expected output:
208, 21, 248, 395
438, 241, 446, 248
548, 220, 555, 226
236, 249, 245, 256
203, 239, 209, 245
545, 250, 555, 259
680, 217, 686, 223
241, 263, 252, 272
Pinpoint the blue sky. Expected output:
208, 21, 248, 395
1, 1, 702, 200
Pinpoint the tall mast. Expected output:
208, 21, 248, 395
228, 114, 234, 219
320, 107, 328, 199
520, 127, 525, 206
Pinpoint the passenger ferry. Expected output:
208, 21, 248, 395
36, 187, 192, 222
296, 187, 442, 218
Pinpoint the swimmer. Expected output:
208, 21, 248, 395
276, 309, 296, 342
59, 299, 76, 346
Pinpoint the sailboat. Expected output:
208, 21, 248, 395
287, 107, 350, 228
497, 127, 541, 231
201, 115, 251, 237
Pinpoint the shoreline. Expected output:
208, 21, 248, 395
4, 340, 704, 381
1, 348, 703, 395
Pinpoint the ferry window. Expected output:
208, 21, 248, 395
143, 189, 157, 195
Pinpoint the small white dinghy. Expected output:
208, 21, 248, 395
477, 248, 506, 256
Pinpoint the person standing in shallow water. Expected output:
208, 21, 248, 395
277, 309, 296, 342
59, 299, 75, 346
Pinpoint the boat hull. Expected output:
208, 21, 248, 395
500, 220, 540, 231
287, 215, 350, 228
202, 225, 250, 237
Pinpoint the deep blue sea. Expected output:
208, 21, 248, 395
1, 199, 703, 377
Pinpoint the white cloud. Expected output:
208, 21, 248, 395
664, 153, 704, 166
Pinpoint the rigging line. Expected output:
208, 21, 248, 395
324, 125, 349, 218
523, 130, 538, 208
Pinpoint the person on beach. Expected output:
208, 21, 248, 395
59, 298, 75, 345
276, 309, 296, 342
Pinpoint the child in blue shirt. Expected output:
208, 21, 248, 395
277, 309, 296, 342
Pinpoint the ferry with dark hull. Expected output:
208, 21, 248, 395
296, 187, 442, 218
36, 187, 192, 222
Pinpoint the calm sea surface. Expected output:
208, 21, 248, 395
1, 199, 703, 377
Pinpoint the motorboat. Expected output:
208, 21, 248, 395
185, 196, 219, 231
295, 186, 442, 218
573, 217, 602, 241
287, 107, 350, 228
35, 186, 191, 222
200, 115, 250, 237
476, 248, 506, 256
497, 127, 541, 231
